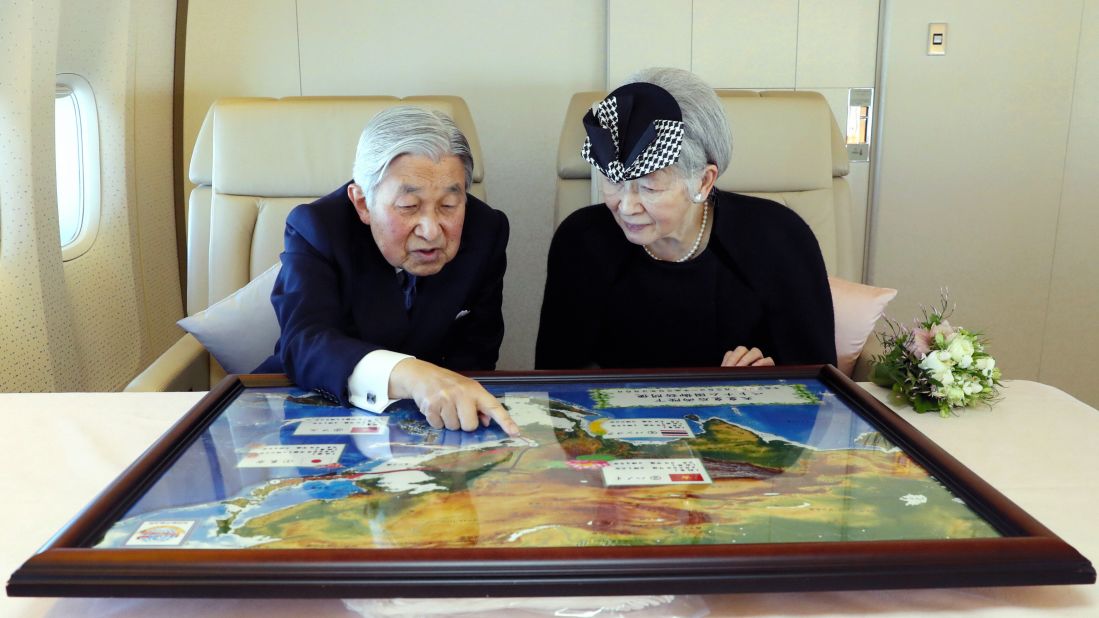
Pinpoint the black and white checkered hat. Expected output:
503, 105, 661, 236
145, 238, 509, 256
581, 83, 685, 183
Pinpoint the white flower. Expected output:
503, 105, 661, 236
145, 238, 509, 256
945, 385, 967, 405
961, 378, 983, 396
871, 294, 1001, 415
975, 356, 996, 378
946, 335, 975, 368
919, 350, 951, 376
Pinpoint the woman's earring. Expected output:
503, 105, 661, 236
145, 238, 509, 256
693, 192, 704, 203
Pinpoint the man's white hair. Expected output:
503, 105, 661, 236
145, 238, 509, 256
351, 106, 474, 201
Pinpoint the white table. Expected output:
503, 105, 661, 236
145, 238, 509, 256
2, 381, 1096, 617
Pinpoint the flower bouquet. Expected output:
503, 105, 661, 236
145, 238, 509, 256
870, 294, 1002, 416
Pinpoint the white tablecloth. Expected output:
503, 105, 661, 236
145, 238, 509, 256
1, 381, 1096, 617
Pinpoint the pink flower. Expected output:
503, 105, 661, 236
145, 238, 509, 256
906, 328, 932, 358
930, 320, 954, 341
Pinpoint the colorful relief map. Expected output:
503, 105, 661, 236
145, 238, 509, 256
94, 378, 1000, 550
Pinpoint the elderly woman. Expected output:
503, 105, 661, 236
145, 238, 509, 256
535, 68, 835, 370
256, 106, 518, 436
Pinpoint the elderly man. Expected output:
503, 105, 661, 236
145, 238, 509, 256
256, 106, 518, 436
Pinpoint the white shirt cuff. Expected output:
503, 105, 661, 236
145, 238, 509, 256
348, 349, 413, 413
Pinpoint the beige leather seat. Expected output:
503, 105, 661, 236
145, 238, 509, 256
555, 90, 858, 281
126, 96, 486, 391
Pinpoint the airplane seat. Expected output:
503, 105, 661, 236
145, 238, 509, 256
555, 89, 887, 376
554, 91, 606, 230
125, 95, 487, 392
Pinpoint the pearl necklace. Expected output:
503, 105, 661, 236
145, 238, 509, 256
643, 203, 709, 263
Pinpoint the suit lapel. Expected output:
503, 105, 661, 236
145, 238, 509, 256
403, 250, 470, 354
350, 231, 412, 348
346, 216, 479, 358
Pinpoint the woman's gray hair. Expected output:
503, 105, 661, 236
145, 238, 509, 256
621, 67, 732, 181
351, 106, 474, 200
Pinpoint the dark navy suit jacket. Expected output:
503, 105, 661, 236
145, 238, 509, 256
255, 181, 509, 405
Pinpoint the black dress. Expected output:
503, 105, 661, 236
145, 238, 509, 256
535, 190, 835, 369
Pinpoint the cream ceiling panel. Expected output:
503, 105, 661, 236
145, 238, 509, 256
606, 0, 692, 86
692, 0, 798, 88
796, 0, 879, 88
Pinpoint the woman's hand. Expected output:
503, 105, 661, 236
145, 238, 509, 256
721, 346, 775, 367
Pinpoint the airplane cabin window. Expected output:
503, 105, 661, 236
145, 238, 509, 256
55, 74, 100, 260
54, 87, 81, 246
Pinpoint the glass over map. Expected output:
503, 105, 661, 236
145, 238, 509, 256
93, 377, 1000, 550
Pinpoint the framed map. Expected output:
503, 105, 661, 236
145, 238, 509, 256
7, 366, 1095, 597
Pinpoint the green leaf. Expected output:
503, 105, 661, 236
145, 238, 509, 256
869, 362, 895, 387
911, 394, 940, 414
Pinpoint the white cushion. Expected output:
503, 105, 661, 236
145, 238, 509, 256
830, 276, 898, 377
177, 262, 281, 374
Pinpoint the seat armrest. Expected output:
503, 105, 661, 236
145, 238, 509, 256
124, 334, 210, 392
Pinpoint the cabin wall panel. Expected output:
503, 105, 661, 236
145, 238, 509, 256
57, 0, 143, 390
0, 0, 178, 393
870, 1, 1083, 388
131, 0, 184, 364
1041, 0, 1099, 405
0, 0, 81, 392
52, 0, 179, 391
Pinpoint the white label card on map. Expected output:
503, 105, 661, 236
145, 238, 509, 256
293, 416, 388, 436
602, 458, 712, 486
591, 384, 814, 408
125, 520, 195, 546
238, 444, 344, 468
598, 418, 694, 439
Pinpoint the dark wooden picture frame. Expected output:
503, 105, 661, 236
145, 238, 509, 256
7, 366, 1095, 598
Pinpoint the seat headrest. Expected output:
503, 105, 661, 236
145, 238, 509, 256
557, 91, 608, 179
203, 96, 484, 197
714, 91, 833, 193
188, 100, 221, 186
757, 90, 849, 178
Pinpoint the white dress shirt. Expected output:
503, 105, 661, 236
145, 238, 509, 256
347, 349, 412, 413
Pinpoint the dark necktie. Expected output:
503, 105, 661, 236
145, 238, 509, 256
397, 271, 417, 312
